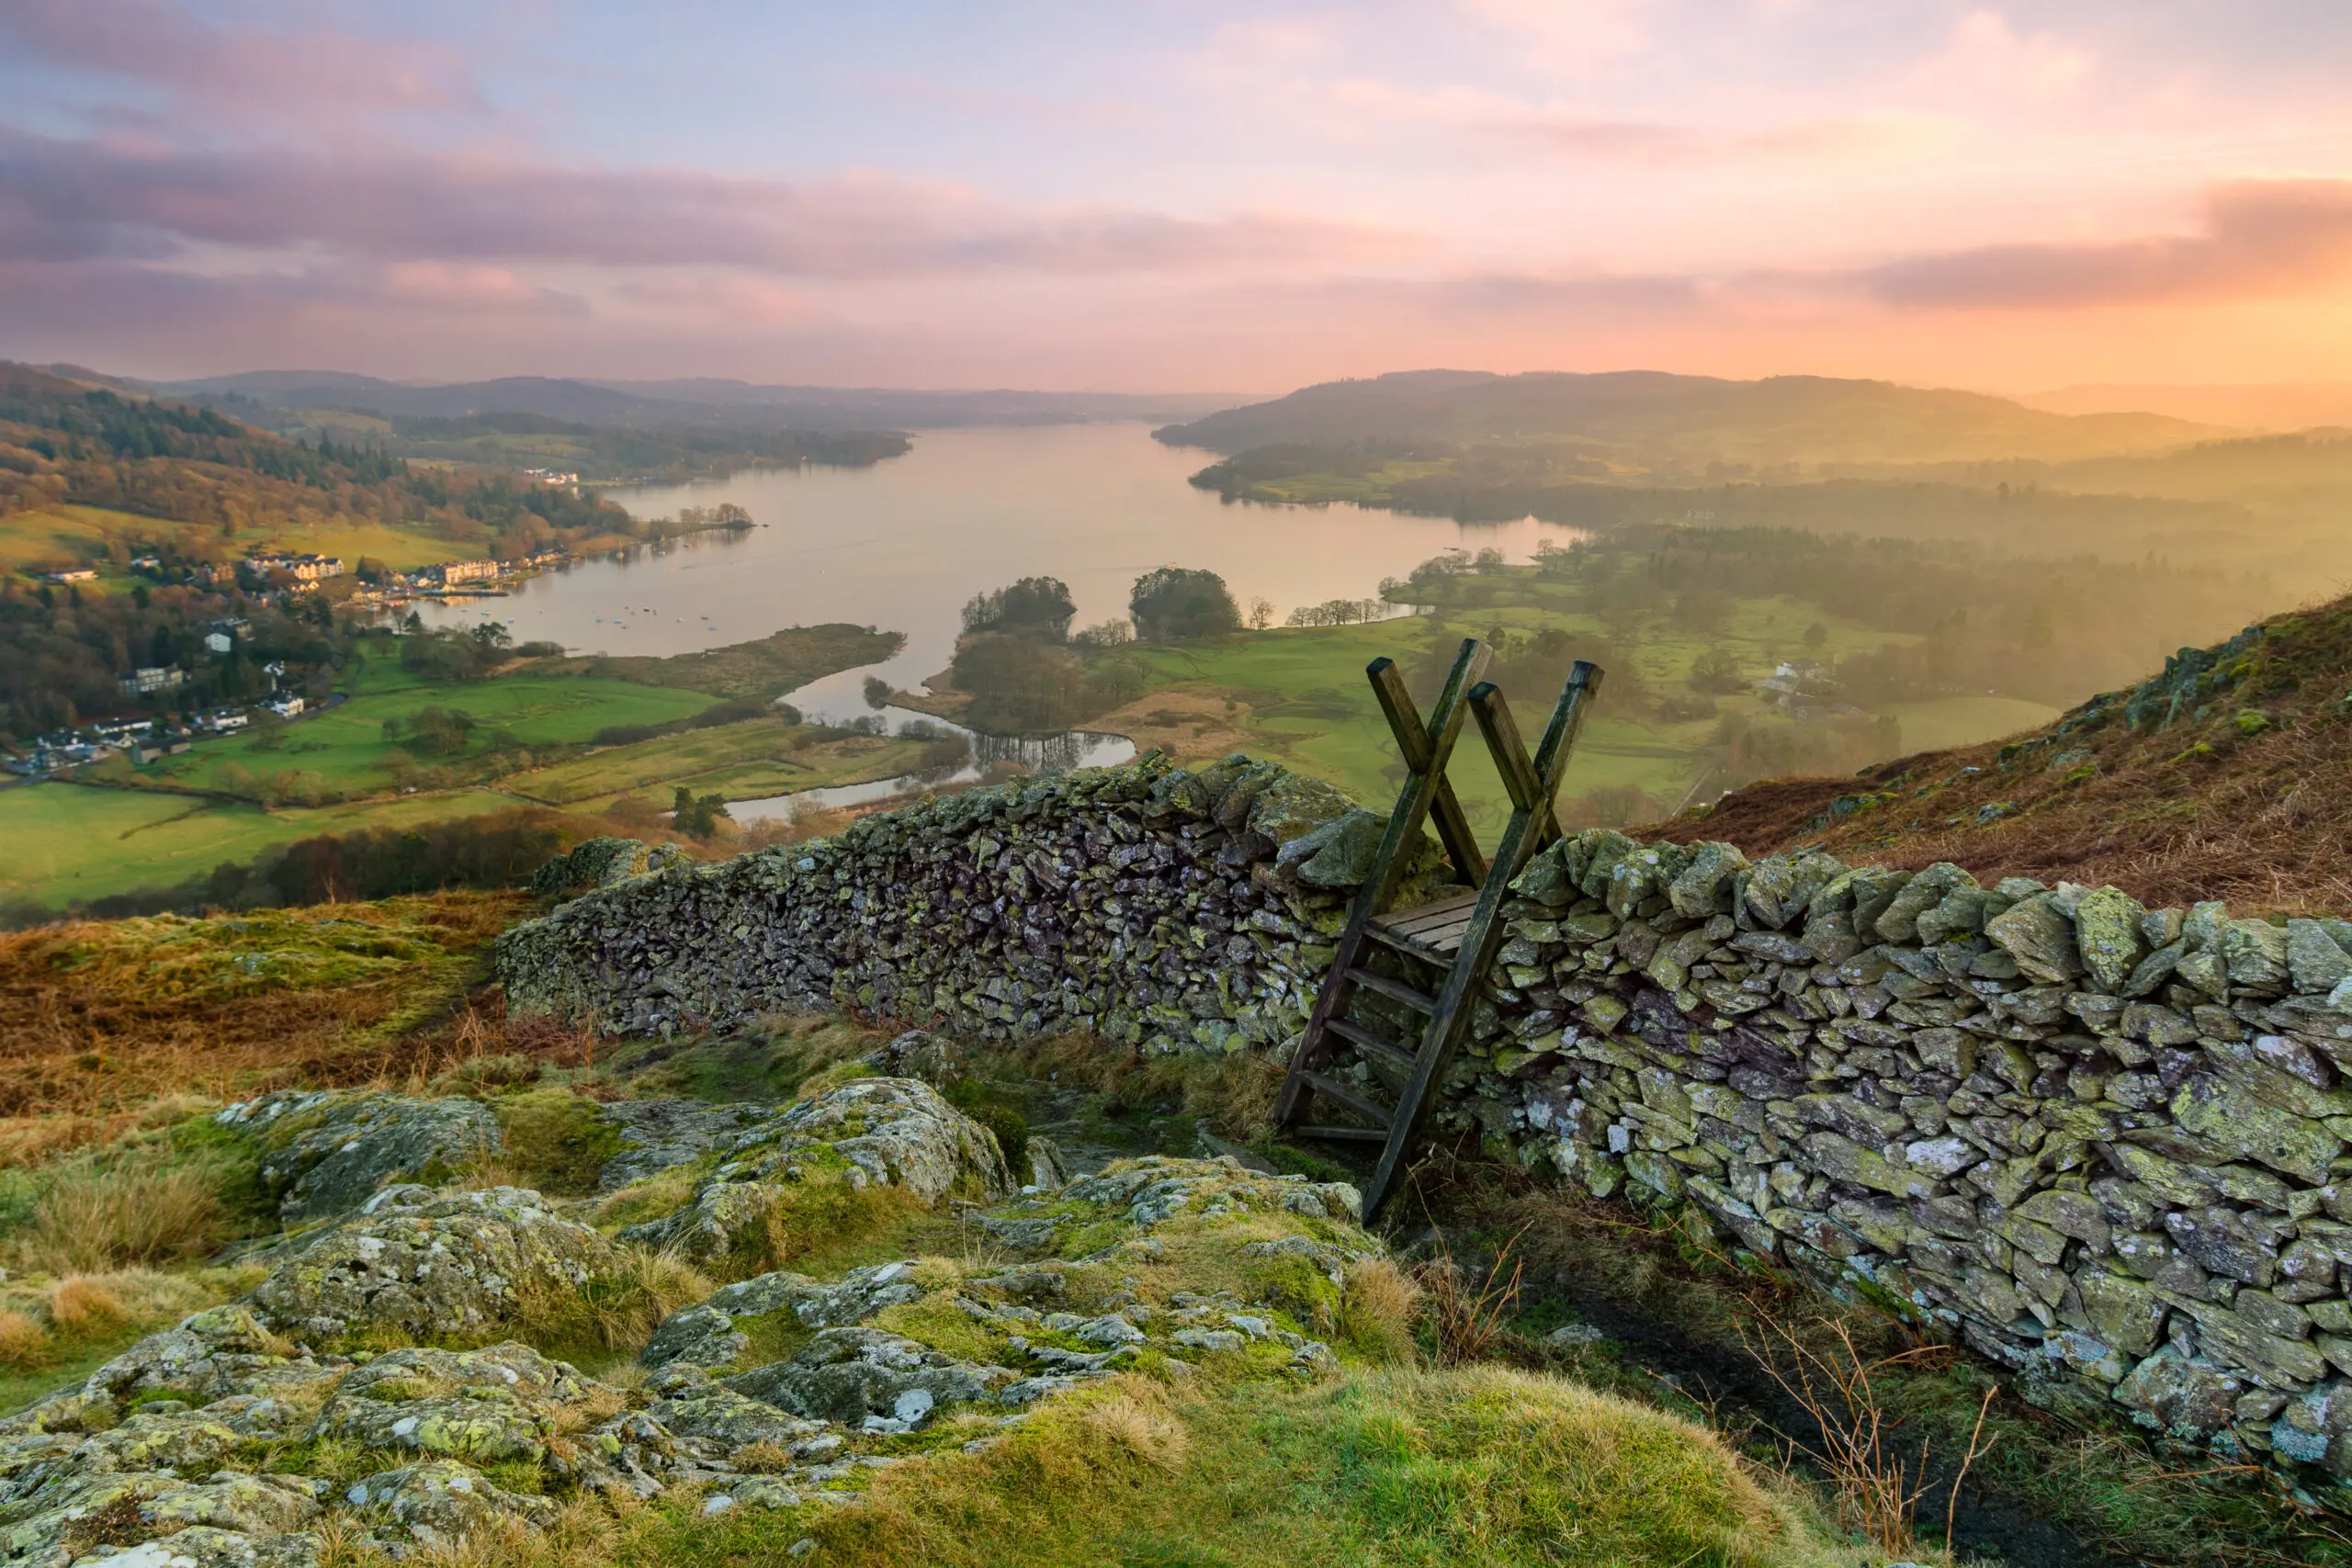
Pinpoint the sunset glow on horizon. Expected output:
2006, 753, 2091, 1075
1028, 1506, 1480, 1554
5, 1, 2352, 395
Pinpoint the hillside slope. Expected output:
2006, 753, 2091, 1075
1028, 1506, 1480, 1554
1158, 368, 2217, 465
1654, 592, 2352, 911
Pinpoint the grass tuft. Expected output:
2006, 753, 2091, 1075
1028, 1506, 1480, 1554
11, 1150, 237, 1275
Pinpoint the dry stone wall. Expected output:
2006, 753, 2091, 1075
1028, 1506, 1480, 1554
497, 753, 1429, 1052
497, 752, 2352, 1507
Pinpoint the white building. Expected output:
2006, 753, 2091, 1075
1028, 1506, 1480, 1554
263, 694, 306, 718
204, 631, 234, 656
118, 666, 186, 697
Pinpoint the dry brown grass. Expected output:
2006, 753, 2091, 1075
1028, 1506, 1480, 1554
0, 892, 534, 1135
0, 1266, 254, 1371
13, 1155, 232, 1274
1740, 1312, 1952, 1556
45, 1276, 129, 1332
1073, 1379, 1192, 1472
1417, 1227, 1527, 1367
1334, 1255, 1421, 1363
1654, 592, 2352, 914
1087, 686, 1261, 768
0, 1310, 43, 1365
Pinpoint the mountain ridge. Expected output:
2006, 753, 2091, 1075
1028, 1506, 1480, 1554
1159, 367, 2227, 468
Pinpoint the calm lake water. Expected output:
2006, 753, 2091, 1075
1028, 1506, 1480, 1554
413, 423, 1576, 807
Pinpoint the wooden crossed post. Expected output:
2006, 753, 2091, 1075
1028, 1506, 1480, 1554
1273, 638, 1603, 1222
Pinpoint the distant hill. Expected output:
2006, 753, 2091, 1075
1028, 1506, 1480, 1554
1157, 368, 2219, 467
1653, 593, 2352, 913
2024, 381, 2352, 433
153, 372, 1248, 433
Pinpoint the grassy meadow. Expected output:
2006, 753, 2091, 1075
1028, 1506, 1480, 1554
1091, 589, 2055, 834
503, 718, 961, 809
141, 660, 715, 800
0, 784, 527, 906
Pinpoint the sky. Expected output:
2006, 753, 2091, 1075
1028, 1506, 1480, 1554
4, 0, 2352, 393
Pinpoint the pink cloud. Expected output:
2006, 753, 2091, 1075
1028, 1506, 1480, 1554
0, 130, 1406, 278
0, 0, 482, 122
378, 261, 582, 313
1862, 179, 2352, 308
616, 274, 825, 327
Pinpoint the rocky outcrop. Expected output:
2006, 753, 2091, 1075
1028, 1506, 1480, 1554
217, 1092, 500, 1223
0, 1155, 1372, 1562
615, 1077, 1009, 1263
249, 1187, 622, 1344
495, 752, 2352, 1508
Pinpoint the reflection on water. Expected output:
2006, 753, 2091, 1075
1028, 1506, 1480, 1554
409, 423, 1578, 807
726, 705, 1136, 821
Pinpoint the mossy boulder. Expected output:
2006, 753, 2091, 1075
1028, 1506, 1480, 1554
250, 1187, 624, 1344
220, 1091, 501, 1223
616, 1078, 1009, 1262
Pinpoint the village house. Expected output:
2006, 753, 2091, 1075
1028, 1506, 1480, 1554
242, 552, 345, 582
118, 665, 187, 697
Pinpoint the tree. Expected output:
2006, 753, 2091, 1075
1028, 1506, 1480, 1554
1129, 567, 1238, 641
961, 576, 1077, 640
1248, 596, 1275, 631
400, 706, 478, 756
1689, 647, 1747, 694
672, 786, 729, 840
1803, 622, 1828, 654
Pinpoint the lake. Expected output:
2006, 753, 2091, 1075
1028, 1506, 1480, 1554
413, 423, 1577, 807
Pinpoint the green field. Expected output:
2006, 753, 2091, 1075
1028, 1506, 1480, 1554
0, 784, 523, 906
141, 663, 716, 802
503, 719, 952, 808
1118, 622, 1696, 830
1102, 588, 2043, 831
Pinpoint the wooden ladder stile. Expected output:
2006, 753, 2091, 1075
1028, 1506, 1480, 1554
1274, 649, 1604, 1223
1271, 637, 1489, 1134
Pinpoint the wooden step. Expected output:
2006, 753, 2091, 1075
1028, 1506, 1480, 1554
1345, 966, 1438, 1013
1297, 1070, 1393, 1127
1328, 1016, 1416, 1068
1367, 890, 1480, 958
1294, 1124, 1390, 1144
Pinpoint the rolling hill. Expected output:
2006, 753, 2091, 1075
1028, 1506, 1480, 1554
152, 372, 1245, 433
1652, 591, 2352, 913
1157, 368, 2221, 468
